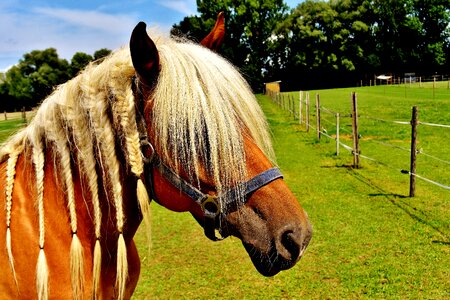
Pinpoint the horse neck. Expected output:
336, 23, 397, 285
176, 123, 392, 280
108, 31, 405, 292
20, 134, 143, 250
70, 143, 143, 246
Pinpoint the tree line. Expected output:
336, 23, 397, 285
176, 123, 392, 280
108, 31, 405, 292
0, 48, 111, 111
1, 0, 449, 110
173, 0, 450, 91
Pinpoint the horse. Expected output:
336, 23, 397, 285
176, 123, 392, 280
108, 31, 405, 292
0, 13, 312, 299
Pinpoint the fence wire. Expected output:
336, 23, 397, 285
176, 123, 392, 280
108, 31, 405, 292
267, 90, 450, 194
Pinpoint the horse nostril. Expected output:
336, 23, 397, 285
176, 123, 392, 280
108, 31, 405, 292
282, 230, 301, 260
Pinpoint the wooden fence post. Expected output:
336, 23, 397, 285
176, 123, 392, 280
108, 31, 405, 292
351, 92, 360, 168
299, 91, 303, 124
316, 93, 321, 140
4, 111, 7, 121
21, 107, 26, 121
433, 77, 436, 100
284, 94, 287, 111
292, 94, 296, 119
409, 106, 418, 197
306, 92, 310, 132
336, 113, 340, 156
291, 94, 298, 120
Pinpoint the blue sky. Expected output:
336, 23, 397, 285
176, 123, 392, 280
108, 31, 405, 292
0, 0, 304, 72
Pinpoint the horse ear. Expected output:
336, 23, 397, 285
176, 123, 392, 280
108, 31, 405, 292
130, 22, 160, 85
200, 12, 225, 51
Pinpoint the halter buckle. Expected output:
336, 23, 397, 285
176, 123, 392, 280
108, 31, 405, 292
201, 195, 221, 218
201, 195, 224, 241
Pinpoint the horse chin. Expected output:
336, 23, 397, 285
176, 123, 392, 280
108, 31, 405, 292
222, 206, 311, 277
243, 242, 301, 277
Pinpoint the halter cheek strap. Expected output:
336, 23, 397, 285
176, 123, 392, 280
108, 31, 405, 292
135, 93, 284, 241
154, 161, 283, 241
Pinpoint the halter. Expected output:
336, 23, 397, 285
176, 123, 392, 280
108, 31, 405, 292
140, 137, 283, 241
134, 80, 283, 241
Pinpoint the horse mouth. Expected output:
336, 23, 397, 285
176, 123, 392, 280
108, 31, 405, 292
243, 241, 304, 277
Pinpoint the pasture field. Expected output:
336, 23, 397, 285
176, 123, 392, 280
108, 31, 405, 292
0, 119, 27, 142
0, 86, 448, 299
133, 86, 449, 299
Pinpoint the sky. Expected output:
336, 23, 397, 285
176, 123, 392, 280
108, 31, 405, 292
0, 0, 304, 72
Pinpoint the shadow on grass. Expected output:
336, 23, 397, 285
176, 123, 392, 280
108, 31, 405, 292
327, 164, 450, 245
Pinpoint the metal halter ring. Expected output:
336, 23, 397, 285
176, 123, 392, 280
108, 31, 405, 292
201, 195, 221, 218
140, 137, 155, 164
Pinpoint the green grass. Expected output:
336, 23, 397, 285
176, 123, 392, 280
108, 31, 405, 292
132, 88, 449, 299
0, 118, 27, 142
0, 88, 448, 298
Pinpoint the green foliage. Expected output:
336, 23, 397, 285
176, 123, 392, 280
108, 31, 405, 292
93, 48, 112, 61
69, 52, 93, 77
0, 47, 111, 111
172, 0, 288, 92
1, 0, 449, 108
274, 0, 450, 89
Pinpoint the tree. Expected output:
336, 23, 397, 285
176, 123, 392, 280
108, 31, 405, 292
273, 0, 449, 89
413, 0, 450, 73
0, 47, 113, 111
2, 48, 69, 109
69, 52, 94, 77
94, 48, 112, 61
172, 0, 288, 92
273, 0, 369, 88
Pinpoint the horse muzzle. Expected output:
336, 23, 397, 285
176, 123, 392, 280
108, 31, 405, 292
222, 196, 313, 277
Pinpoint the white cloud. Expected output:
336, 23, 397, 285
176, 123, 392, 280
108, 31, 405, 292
0, 64, 14, 73
157, 0, 196, 16
0, 6, 142, 69
0, 2, 184, 70
33, 7, 137, 34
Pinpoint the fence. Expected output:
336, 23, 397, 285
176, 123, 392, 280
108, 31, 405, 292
267, 90, 450, 197
2, 108, 28, 121
358, 77, 450, 100
361, 76, 450, 88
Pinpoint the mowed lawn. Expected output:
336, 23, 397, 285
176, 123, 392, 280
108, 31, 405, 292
0, 85, 448, 298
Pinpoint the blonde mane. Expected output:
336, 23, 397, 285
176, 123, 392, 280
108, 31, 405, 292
1, 35, 274, 300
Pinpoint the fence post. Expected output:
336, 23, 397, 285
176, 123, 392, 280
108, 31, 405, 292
299, 91, 303, 124
336, 113, 340, 156
316, 93, 321, 141
292, 94, 296, 119
21, 107, 26, 121
351, 92, 360, 168
4, 111, 7, 121
433, 77, 436, 100
409, 106, 418, 197
306, 92, 310, 132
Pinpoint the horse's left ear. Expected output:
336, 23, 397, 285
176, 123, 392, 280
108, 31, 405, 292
130, 22, 160, 85
200, 12, 225, 51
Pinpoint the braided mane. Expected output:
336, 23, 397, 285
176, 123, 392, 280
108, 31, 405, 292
0, 35, 274, 299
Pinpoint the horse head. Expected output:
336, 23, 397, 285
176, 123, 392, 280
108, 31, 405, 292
130, 13, 312, 276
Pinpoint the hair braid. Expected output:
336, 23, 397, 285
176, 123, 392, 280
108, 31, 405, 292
68, 76, 103, 298
5, 150, 20, 287
29, 129, 49, 300
46, 101, 84, 300
109, 71, 151, 245
83, 70, 128, 300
